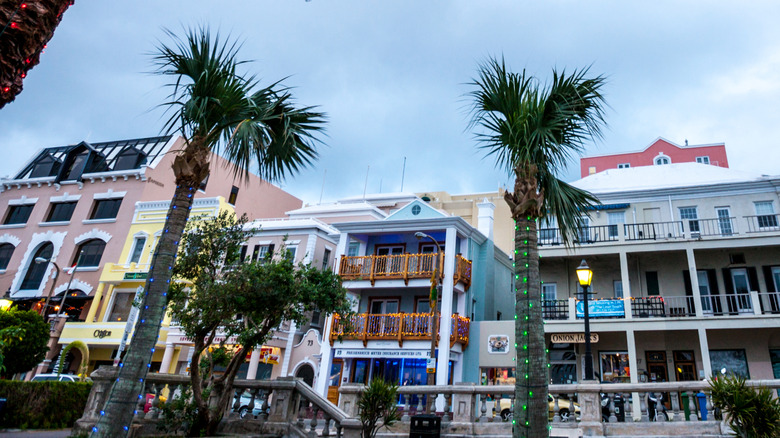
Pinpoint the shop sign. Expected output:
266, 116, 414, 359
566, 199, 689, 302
426, 358, 436, 374
123, 272, 148, 280
576, 299, 625, 318
334, 348, 430, 359
487, 335, 510, 354
93, 329, 112, 339
551, 333, 599, 344
244, 346, 281, 364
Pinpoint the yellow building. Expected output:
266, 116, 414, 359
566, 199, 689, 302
59, 197, 235, 373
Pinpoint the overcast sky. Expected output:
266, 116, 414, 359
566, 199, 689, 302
2, 1, 779, 205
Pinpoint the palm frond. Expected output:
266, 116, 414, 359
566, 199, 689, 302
542, 177, 600, 246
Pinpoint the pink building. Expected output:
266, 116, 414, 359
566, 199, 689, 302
0, 135, 301, 321
580, 137, 729, 178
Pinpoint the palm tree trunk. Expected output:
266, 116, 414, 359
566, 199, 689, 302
513, 215, 547, 437
0, 0, 74, 109
91, 180, 197, 438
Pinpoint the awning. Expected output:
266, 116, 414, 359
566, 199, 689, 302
585, 203, 630, 211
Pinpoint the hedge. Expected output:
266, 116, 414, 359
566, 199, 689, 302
0, 380, 92, 429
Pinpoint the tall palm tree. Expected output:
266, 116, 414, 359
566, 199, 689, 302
0, 0, 75, 109
469, 57, 606, 438
92, 27, 324, 438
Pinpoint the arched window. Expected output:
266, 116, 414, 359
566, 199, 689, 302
0, 243, 15, 270
654, 155, 671, 165
75, 239, 106, 267
21, 242, 53, 290
113, 147, 147, 171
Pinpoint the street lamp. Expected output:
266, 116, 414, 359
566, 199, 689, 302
414, 231, 442, 413
35, 257, 60, 318
55, 250, 84, 323
0, 290, 12, 311
576, 259, 594, 381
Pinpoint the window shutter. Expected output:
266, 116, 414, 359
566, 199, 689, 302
682, 270, 692, 296
268, 244, 275, 256
707, 270, 720, 295
747, 267, 760, 292
764, 266, 777, 293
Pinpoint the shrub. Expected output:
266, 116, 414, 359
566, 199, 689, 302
710, 374, 780, 438
0, 380, 92, 429
358, 378, 400, 438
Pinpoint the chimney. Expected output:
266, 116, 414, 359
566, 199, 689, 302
477, 198, 495, 240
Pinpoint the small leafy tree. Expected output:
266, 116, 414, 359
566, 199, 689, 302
710, 374, 780, 438
166, 211, 351, 436
0, 308, 49, 377
358, 378, 400, 438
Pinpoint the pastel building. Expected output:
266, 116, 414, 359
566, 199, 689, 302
580, 137, 729, 178
0, 135, 302, 375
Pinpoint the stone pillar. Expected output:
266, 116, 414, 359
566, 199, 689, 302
246, 347, 261, 380
159, 343, 175, 374
452, 382, 476, 422
578, 381, 604, 436
626, 329, 641, 421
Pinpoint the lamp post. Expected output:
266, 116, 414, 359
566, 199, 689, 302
576, 259, 594, 381
414, 231, 442, 413
34, 257, 60, 318
0, 290, 12, 311
55, 250, 84, 323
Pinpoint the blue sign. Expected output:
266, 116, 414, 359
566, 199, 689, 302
576, 299, 625, 318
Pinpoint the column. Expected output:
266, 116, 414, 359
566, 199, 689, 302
620, 251, 632, 319
86, 283, 105, 322
698, 327, 712, 379
626, 329, 641, 421
99, 284, 116, 322
435, 228, 457, 389
686, 248, 703, 317
159, 343, 175, 374
246, 348, 262, 380
279, 321, 297, 377
315, 232, 349, 396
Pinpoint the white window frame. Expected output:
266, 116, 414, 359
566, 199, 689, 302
542, 283, 557, 301
617, 163, 630, 169
696, 156, 710, 165
126, 232, 148, 265
654, 154, 671, 165
613, 280, 624, 298
679, 206, 700, 233
607, 211, 625, 238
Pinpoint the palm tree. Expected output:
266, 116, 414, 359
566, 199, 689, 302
0, 0, 75, 109
469, 57, 606, 438
92, 27, 324, 438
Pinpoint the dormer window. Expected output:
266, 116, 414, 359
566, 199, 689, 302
654, 154, 671, 165
57, 143, 109, 182
30, 154, 62, 178
61, 149, 89, 181
113, 147, 147, 171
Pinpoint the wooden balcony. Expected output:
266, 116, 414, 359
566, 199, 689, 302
338, 252, 472, 288
329, 312, 470, 347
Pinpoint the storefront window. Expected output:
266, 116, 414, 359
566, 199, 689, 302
550, 343, 577, 384
108, 292, 135, 321
481, 367, 516, 386
352, 359, 369, 384
600, 351, 630, 383
710, 349, 749, 378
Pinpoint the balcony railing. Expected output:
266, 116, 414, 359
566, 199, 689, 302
329, 312, 469, 347
540, 215, 780, 247
338, 253, 472, 288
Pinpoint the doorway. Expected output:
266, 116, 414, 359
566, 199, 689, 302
327, 359, 344, 405
730, 269, 753, 314
646, 351, 671, 409
375, 245, 404, 274
369, 298, 400, 336
673, 351, 697, 381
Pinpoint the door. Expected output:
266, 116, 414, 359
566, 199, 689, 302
327, 359, 344, 405
716, 208, 733, 236
698, 271, 713, 315
730, 269, 753, 313
646, 351, 671, 410
375, 245, 404, 275
369, 298, 400, 336
673, 351, 697, 381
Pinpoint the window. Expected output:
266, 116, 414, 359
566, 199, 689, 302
696, 156, 710, 165
347, 242, 360, 257
30, 154, 61, 178
20, 242, 53, 290
588, 166, 596, 175
411, 204, 421, 215
75, 239, 106, 267
0, 244, 14, 270
577, 216, 591, 242
550, 343, 577, 384
654, 155, 670, 165
4, 204, 34, 225
285, 246, 297, 262
600, 351, 630, 383
113, 147, 146, 171
539, 217, 558, 244
322, 249, 332, 270
252, 244, 271, 262
239, 245, 248, 262
228, 186, 239, 205
716, 207, 733, 235
90, 198, 122, 220
613, 280, 623, 298
46, 202, 77, 223
710, 349, 749, 378
109, 292, 136, 321
129, 237, 146, 264
607, 211, 625, 238
679, 207, 699, 233
542, 283, 557, 301
755, 201, 778, 228
646, 271, 660, 296
617, 163, 630, 169
61, 150, 89, 180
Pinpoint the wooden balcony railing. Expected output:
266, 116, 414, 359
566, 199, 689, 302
329, 312, 469, 347
338, 253, 472, 289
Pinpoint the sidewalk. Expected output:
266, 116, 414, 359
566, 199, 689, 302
0, 430, 71, 437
